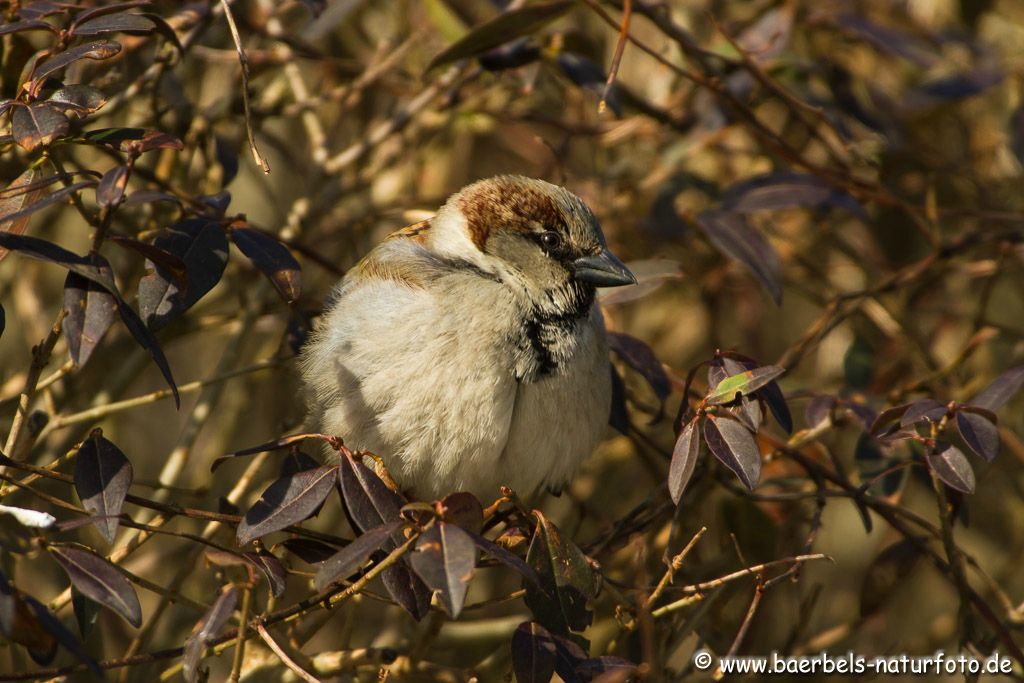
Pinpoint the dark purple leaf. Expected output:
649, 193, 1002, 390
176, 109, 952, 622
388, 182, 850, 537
138, 218, 228, 330
669, 419, 700, 505
96, 165, 129, 208
704, 414, 761, 490
338, 450, 404, 534
524, 511, 597, 635
236, 465, 337, 545
282, 538, 339, 564
706, 365, 785, 405
62, 257, 117, 366
869, 404, 911, 438
214, 136, 240, 187
427, 0, 573, 70
244, 550, 287, 598
927, 444, 975, 494
313, 522, 403, 592
970, 366, 1024, 412
183, 586, 237, 683
804, 395, 835, 429
17, 1, 73, 21
721, 172, 867, 219
71, 588, 100, 640
900, 398, 947, 427
608, 363, 629, 434
0, 20, 59, 35
140, 12, 185, 53
410, 522, 477, 618
11, 102, 69, 151
439, 492, 484, 534
478, 37, 541, 71
279, 450, 321, 478
72, 429, 132, 543
465, 530, 539, 585
860, 539, 924, 617
48, 84, 107, 115
230, 227, 302, 304
908, 68, 1002, 107
30, 41, 122, 89
48, 544, 141, 627
71, 1, 153, 26
696, 209, 782, 305
72, 11, 156, 36
114, 297, 180, 407
107, 234, 187, 289
83, 127, 147, 145
556, 52, 622, 115
24, 594, 100, 674
955, 410, 999, 462
0, 182, 97, 244
0, 169, 44, 258
607, 331, 670, 405
512, 621, 557, 683
381, 562, 432, 621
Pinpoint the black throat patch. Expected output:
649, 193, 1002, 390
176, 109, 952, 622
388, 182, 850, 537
513, 282, 595, 382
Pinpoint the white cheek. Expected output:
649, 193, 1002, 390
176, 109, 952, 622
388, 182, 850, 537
428, 209, 481, 261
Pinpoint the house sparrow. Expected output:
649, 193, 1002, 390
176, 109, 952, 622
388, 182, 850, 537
300, 176, 636, 501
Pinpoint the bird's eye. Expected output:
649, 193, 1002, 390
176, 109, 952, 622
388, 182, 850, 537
539, 231, 562, 250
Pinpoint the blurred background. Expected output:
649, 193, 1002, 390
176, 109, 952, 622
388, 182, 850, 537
2, 0, 1024, 680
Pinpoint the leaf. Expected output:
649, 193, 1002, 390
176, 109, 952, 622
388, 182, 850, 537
900, 398, 947, 427
410, 522, 477, 618
95, 165, 129, 208
381, 561, 433, 621
955, 410, 999, 462
73, 428, 133, 543
598, 259, 684, 306
927, 444, 975, 494
608, 363, 629, 434
138, 218, 228, 330
607, 331, 671, 410
696, 209, 782, 304
715, 352, 792, 433
721, 172, 867, 219
439, 492, 484, 534
244, 550, 287, 598
29, 41, 122, 89
23, 593, 101, 674
279, 449, 321, 478
107, 234, 187, 289
72, 11, 156, 36
313, 522, 403, 592
669, 419, 700, 505
11, 102, 69, 151
71, 588, 101, 640
705, 365, 785, 405
71, 1, 154, 26
859, 538, 924, 617
804, 395, 835, 429
524, 511, 597, 635
183, 586, 237, 683
236, 465, 337, 545
704, 414, 761, 490
230, 227, 302, 304
338, 451, 404, 534
121, 130, 184, 155
0, 20, 60, 36
465, 530, 540, 585
62, 259, 117, 366
426, 0, 573, 70
48, 84, 107, 115
556, 52, 622, 116
478, 37, 541, 71
48, 544, 141, 627
0, 168, 45, 262
511, 621, 557, 683
0, 181, 97, 240
970, 366, 1024, 412
282, 538, 339, 564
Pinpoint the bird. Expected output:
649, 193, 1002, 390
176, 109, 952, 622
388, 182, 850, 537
299, 175, 636, 501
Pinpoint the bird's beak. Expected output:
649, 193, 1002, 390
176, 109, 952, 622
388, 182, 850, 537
572, 250, 637, 287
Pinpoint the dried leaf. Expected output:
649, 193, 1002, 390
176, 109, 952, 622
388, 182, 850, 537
73, 429, 133, 545
410, 522, 477, 618
11, 102, 69, 151
49, 544, 142, 627
696, 209, 782, 305
704, 414, 761, 490
230, 227, 302, 304
236, 465, 337, 545
669, 419, 700, 505
427, 0, 573, 71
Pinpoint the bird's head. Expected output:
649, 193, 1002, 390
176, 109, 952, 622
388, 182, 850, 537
430, 176, 636, 303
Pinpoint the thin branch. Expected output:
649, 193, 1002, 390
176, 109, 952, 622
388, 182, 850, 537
221, 0, 270, 173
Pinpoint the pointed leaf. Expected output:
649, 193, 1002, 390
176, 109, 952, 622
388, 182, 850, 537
338, 450, 404, 534
524, 511, 596, 635
696, 210, 782, 304
439, 492, 484, 534
236, 465, 337, 545
669, 419, 700, 505
11, 102, 69, 151
72, 11, 155, 36
48, 84, 107, 115
722, 172, 867, 218
464, 530, 539, 585
62, 263, 117, 367
24, 594, 100, 674
244, 550, 288, 598
71, 588, 101, 640
955, 410, 999, 462
381, 562, 432, 621
138, 218, 228, 330
927, 444, 975, 494
73, 429, 132, 543
30, 41, 122, 89
704, 414, 761, 489
970, 366, 1024, 412
410, 522, 477, 618
511, 621, 557, 683
230, 227, 302, 304
282, 538, 339, 565
95, 165, 129, 208
607, 331, 671, 403
49, 544, 141, 627
427, 0, 573, 71
183, 586, 237, 683
706, 365, 785, 405
0, 168, 45, 263
900, 398, 947, 427
0, 182, 97, 243
313, 522, 402, 592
